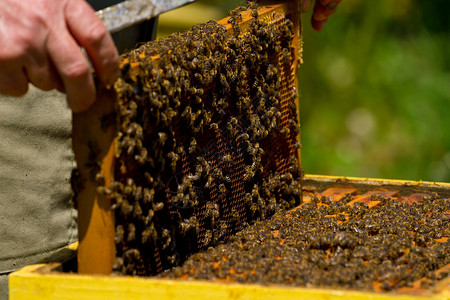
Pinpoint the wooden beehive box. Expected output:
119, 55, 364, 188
10, 176, 450, 299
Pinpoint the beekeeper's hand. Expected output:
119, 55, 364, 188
302, 0, 342, 31
0, 0, 119, 112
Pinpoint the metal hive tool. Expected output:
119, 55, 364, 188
72, 2, 303, 275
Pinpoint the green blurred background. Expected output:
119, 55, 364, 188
157, 0, 450, 182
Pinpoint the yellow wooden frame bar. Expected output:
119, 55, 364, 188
303, 174, 450, 196
304, 174, 450, 188
10, 263, 449, 300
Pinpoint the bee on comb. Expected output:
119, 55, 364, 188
72, 1, 302, 276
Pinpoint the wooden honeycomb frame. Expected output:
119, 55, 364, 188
72, 2, 302, 275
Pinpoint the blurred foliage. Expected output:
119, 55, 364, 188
299, 0, 450, 182
158, 0, 450, 182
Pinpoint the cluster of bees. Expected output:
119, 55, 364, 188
105, 3, 302, 275
161, 192, 450, 291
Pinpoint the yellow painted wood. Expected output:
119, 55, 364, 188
304, 174, 450, 188
303, 174, 450, 198
72, 86, 116, 275
66, 241, 78, 251
10, 264, 448, 300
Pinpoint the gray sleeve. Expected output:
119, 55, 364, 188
0, 86, 78, 298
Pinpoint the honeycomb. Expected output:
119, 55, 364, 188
160, 186, 450, 292
94, 2, 304, 276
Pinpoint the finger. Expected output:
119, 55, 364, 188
46, 30, 95, 112
64, 0, 119, 87
312, 1, 336, 22
302, 0, 312, 13
311, 19, 327, 32
24, 51, 60, 91
48, 61, 66, 93
0, 68, 29, 96
34, 59, 66, 93
320, 0, 342, 11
